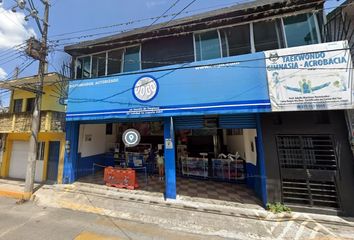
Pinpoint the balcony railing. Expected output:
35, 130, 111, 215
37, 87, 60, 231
0, 111, 65, 133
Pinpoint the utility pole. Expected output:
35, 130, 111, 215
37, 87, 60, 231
10, 0, 51, 198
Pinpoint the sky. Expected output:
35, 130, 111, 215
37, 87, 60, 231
0, 0, 347, 106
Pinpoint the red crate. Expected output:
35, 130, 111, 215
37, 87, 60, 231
104, 167, 139, 190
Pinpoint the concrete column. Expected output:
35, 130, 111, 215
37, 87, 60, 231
164, 117, 177, 199
63, 121, 80, 183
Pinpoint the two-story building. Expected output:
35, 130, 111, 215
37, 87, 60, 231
327, 0, 354, 153
63, 0, 354, 216
0, 73, 66, 183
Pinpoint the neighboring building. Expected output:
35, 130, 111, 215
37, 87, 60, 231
63, 0, 354, 215
327, 0, 354, 153
0, 73, 66, 183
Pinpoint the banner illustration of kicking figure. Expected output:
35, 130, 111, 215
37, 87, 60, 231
265, 41, 354, 112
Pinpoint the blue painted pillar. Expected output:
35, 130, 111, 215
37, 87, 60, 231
63, 121, 80, 184
164, 117, 177, 199
256, 114, 268, 208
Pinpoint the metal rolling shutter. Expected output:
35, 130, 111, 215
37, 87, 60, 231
174, 116, 204, 130
218, 114, 257, 129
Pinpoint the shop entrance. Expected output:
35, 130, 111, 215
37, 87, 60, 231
75, 115, 264, 207
77, 120, 166, 195
173, 115, 263, 205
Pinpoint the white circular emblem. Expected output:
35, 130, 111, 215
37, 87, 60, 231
122, 129, 141, 147
133, 76, 158, 102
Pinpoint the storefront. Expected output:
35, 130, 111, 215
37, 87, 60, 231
63, 51, 270, 206
63, 41, 354, 213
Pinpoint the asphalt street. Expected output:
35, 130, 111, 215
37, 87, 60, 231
0, 197, 228, 240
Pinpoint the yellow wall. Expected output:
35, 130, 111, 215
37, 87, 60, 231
0, 132, 65, 183
11, 85, 65, 113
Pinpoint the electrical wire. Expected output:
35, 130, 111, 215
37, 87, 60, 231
48, 0, 316, 43
143, 0, 181, 32
47, 1, 341, 49
159, 0, 198, 28
45, 47, 354, 104
47, 0, 249, 39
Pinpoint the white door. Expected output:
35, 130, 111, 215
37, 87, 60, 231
9, 141, 43, 182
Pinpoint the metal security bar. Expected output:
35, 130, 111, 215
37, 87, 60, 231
277, 135, 337, 171
276, 135, 339, 209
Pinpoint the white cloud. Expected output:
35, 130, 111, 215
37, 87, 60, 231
0, 67, 7, 80
146, 0, 167, 9
0, 4, 36, 49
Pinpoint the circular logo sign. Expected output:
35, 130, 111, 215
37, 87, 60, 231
133, 76, 158, 102
122, 129, 141, 147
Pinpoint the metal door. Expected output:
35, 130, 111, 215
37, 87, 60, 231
47, 141, 60, 182
276, 135, 340, 209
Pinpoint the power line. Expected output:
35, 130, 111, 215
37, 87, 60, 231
46, 47, 353, 104
48, 0, 311, 43
47, 0, 248, 39
160, 0, 198, 28
49, 1, 348, 49
143, 0, 181, 31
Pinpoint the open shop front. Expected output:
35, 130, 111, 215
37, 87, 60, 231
75, 119, 166, 193
71, 114, 266, 207
173, 114, 265, 205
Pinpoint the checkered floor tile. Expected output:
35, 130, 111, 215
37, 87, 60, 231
79, 171, 261, 205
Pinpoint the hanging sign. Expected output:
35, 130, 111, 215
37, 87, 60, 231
122, 129, 141, 147
265, 41, 354, 112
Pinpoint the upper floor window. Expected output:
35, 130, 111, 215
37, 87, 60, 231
192, 13, 321, 62
13, 99, 23, 113
221, 24, 251, 56
76, 56, 91, 79
283, 13, 320, 47
26, 98, 35, 112
75, 45, 141, 79
92, 53, 106, 77
253, 20, 284, 52
123, 46, 141, 72
195, 30, 223, 61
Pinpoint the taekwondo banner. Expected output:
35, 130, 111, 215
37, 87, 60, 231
265, 41, 354, 111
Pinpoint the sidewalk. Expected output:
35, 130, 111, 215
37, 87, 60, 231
31, 181, 354, 240
0, 179, 28, 199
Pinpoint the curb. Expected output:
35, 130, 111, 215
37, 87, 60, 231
0, 188, 25, 199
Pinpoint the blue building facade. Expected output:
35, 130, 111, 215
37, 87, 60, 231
63, 0, 354, 215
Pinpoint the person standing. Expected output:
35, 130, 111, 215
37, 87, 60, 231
156, 150, 164, 181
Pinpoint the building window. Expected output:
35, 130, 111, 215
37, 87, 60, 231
253, 20, 284, 52
107, 49, 123, 75
75, 56, 91, 79
106, 123, 113, 135
91, 53, 106, 77
221, 24, 251, 56
13, 99, 23, 113
283, 13, 319, 47
123, 46, 141, 72
26, 98, 35, 112
75, 45, 141, 79
36, 142, 45, 161
195, 30, 222, 61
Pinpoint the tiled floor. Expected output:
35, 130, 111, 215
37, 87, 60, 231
79, 171, 261, 206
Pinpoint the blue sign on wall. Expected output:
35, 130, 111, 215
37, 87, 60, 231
66, 52, 271, 121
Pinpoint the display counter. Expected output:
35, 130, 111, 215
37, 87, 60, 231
181, 157, 208, 178
212, 158, 245, 181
